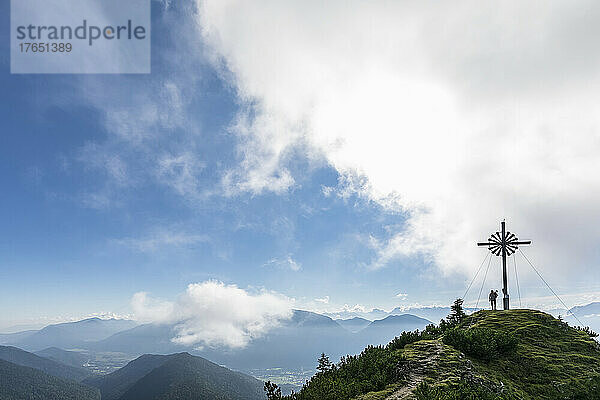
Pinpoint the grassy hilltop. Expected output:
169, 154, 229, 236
449, 310, 600, 399
279, 308, 600, 400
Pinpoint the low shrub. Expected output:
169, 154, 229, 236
564, 376, 600, 400
442, 327, 517, 361
413, 381, 516, 400
283, 346, 404, 400
574, 325, 599, 338
386, 324, 445, 352
386, 331, 424, 351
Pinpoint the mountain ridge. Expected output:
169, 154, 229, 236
83, 353, 175, 400
0, 345, 91, 382
85, 352, 264, 400
335, 317, 371, 333
0, 318, 137, 351
0, 358, 100, 400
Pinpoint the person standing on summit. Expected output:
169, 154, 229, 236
489, 289, 498, 311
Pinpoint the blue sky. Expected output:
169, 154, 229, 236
2, 0, 600, 330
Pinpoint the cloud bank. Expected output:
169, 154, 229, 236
196, 0, 600, 282
131, 280, 293, 349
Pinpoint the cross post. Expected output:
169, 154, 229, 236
477, 220, 531, 310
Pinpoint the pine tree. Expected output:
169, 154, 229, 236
264, 381, 282, 400
316, 353, 332, 373
446, 298, 466, 326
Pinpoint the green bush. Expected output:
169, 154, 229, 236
413, 381, 515, 400
386, 331, 423, 351
564, 376, 600, 400
442, 327, 517, 362
386, 324, 444, 352
573, 325, 599, 338
282, 346, 403, 400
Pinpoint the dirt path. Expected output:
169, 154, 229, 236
386, 341, 445, 399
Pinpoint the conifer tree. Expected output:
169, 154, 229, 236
264, 381, 282, 400
316, 353, 332, 373
447, 298, 466, 326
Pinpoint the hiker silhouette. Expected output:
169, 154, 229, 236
489, 289, 498, 311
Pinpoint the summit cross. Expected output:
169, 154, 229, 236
477, 220, 531, 310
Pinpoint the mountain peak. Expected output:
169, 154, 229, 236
370, 314, 431, 326
86, 351, 264, 400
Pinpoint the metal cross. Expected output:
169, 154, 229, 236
477, 220, 531, 310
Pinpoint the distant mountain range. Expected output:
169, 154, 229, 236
335, 317, 371, 333
323, 308, 389, 321
0, 304, 556, 372
87, 323, 185, 355
0, 318, 137, 352
327, 302, 600, 328
85, 310, 362, 369
0, 330, 37, 345
332, 306, 478, 333
0, 310, 428, 370
357, 314, 431, 345
2, 302, 598, 376
570, 302, 600, 317
388, 306, 481, 324
325, 305, 481, 324
83, 310, 432, 370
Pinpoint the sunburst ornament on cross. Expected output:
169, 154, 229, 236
477, 220, 531, 310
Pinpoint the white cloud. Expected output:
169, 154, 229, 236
396, 293, 408, 299
341, 304, 368, 313
196, 0, 600, 285
156, 152, 206, 198
71, 75, 208, 208
131, 281, 294, 349
319, 303, 390, 320
315, 296, 330, 304
115, 229, 209, 253
131, 292, 177, 322
69, 2, 211, 207
263, 255, 302, 272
